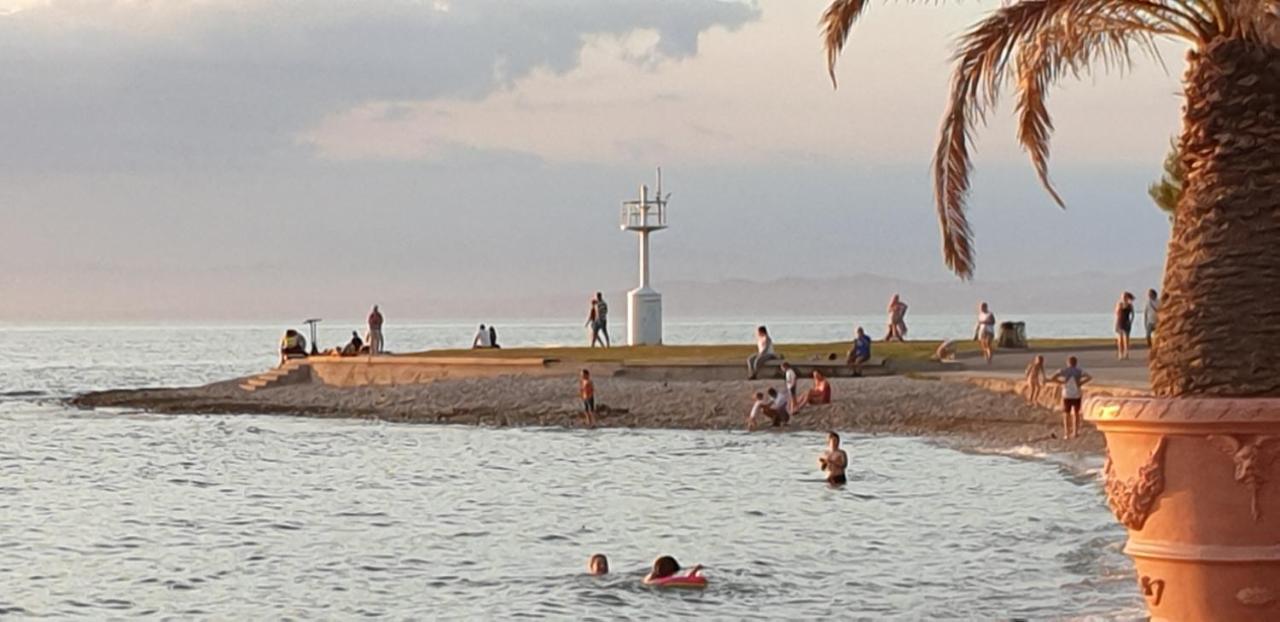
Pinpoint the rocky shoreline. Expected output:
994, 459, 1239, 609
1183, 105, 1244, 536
71, 374, 1104, 455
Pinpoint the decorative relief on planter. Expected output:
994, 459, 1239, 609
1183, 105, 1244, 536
1140, 576, 1165, 606
1237, 586, 1278, 608
1207, 435, 1280, 522
1104, 436, 1168, 530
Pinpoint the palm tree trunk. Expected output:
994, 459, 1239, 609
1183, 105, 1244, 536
1150, 37, 1280, 397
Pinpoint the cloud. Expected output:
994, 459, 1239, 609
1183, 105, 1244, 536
301, 0, 1186, 168
0, 0, 759, 172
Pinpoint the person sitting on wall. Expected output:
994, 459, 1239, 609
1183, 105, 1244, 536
279, 329, 308, 366
340, 331, 364, 356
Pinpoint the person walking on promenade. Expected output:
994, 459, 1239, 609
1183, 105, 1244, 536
974, 302, 996, 364
1114, 291, 1136, 360
586, 297, 604, 348
884, 294, 909, 342
1050, 356, 1093, 440
367, 305, 384, 355
1143, 288, 1159, 349
579, 369, 597, 428
594, 292, 611, 348
747, 325, 779, 379
847, 326, 872, 376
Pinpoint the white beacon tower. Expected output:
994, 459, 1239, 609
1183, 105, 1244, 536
620, 169, 669, 346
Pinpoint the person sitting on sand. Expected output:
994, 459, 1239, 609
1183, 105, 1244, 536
798, 371, 832, 407
1023, 355, 1047, 402
472, 324, 492, 349
489, 325, 500, 349
762, 387, 791, 427
643, 556, 703, 586
746, 391, 769, 432
846, 327, 872, 376
934, 339, 957, 362
818, 431, 848, 486
1050, 356, 1093, 440
340, 331, 363, 356
747, 326, 779, 379
579, 369, 597, 428
587, 554, 609, 576
279, 329, 307, 366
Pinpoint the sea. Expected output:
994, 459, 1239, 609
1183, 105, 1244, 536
0, 315, 1144, 619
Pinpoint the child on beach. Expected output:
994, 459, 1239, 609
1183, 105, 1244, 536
579, 369, 597, 428
643, 556, 704, 586
1050, 356, 1093, 440
1023, 355, 1047, 403
782, 362, 798, 398
746, 391, 769, 431
587, 554, 609, 576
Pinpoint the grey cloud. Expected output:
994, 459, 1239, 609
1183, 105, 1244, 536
0, 0, 759, 173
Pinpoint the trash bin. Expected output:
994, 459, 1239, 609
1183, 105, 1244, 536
997, 321, 1027, 348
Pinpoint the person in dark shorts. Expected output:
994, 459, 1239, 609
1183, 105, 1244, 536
1050, 356, 1093, 440
1114, 291, 1136, 360
818, 431, 848, 486
579, 369, 597, 428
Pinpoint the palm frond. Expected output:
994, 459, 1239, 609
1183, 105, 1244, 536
822, 0, 1219, 277
821, 0, 868, 87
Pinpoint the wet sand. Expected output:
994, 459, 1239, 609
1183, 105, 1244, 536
72, 374, 1103, 455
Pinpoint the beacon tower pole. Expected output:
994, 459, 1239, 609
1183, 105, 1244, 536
620, 169, 669, 346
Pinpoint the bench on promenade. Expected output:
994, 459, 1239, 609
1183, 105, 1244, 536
759, 357, 887, 378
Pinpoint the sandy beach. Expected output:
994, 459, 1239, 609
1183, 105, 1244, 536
72, 373, 1105, 455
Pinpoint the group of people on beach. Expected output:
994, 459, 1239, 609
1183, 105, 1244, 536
1023, 355, 1095, 440
471, 324, 500, 349
278, 305, 386, 365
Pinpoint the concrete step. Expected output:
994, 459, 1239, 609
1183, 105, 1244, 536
239, 361, 309, 393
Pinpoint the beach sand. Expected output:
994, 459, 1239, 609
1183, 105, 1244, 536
72, 374, 1103, 455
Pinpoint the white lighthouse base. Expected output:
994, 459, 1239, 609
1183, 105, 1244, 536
627, 287, 663, 346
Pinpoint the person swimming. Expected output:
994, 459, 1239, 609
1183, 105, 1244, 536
818, 431, 848, 486
643, 555, 703, 586
587, 553, 609, 576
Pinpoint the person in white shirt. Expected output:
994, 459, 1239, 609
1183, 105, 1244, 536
747, 325, 780, 379
472, 324, 492, 349
973, 302, 996, 364
1050, 356, 1093, 440
1144, 289, 1159, 348
782, 362, 798, 398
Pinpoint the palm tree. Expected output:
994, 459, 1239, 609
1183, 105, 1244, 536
823, 0, 1280, 397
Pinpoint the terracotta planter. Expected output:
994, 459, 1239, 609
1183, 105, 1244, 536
1086, 396, 1280, 620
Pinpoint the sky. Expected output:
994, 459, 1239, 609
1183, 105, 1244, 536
0, 0, 1188, 321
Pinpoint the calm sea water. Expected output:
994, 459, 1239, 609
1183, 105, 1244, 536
0, 321, 1142, 619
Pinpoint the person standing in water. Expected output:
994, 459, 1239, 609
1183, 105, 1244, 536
1143, 288, 1159, 349
884, 294, 909, 342
818, 431, 848, 486
593, 292, 611, 348
974, 302, 996, 364
1114, 291, 1135, 360
367, 305, 384, 355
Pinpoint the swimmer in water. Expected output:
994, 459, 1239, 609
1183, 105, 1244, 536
818, 431, 848, 486
643, 555, 703, 585
587, 553, 609, 576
